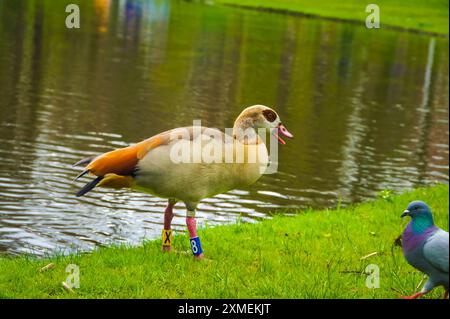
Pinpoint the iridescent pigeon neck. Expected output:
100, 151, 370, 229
403, 222, 438, 253
411, 215, 435, 234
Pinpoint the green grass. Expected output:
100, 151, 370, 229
211, 0, 449, 35
0, 184, 448, 298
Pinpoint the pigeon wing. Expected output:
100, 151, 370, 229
423, 229, 449, 274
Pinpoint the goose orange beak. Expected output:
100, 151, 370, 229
274, 123, 293, 145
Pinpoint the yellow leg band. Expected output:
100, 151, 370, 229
162, 229, 172, 247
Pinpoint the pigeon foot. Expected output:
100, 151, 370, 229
401, 292, 426, 299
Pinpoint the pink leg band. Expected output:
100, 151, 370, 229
164, 202, 175, 230
186, 217, 197, 238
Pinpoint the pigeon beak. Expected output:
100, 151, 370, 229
401, 210, 410, 218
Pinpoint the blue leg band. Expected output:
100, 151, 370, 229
190, 236, 203, 256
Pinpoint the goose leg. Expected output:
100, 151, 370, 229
162, 199, 176, 252
185, 203, 204, 260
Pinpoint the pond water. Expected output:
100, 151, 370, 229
0, 0, 448, 256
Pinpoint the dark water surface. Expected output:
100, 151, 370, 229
0, 0, 448, 256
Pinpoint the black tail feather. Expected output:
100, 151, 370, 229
76, 176, 104, 197
73, 156, 96, 167
74, 169, 90, 181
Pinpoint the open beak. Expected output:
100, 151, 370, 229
274, 123, 293, 145
401, 210, 410, 218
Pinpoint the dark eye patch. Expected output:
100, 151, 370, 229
262, 109, 277, 122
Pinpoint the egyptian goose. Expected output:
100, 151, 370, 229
74, 105, 293, 259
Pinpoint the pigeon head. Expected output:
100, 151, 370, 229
401, 201, 434, 225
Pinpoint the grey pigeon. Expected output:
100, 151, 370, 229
401, 201, 449, 299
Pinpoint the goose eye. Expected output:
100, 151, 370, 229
262, 109, 277, 122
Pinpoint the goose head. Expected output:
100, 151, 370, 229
233, 105, 293, 144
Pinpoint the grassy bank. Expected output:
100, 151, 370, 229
212, 0, 449, 35
0, 184, 448, 298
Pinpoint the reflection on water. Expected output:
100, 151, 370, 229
0, 0, 448, 256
